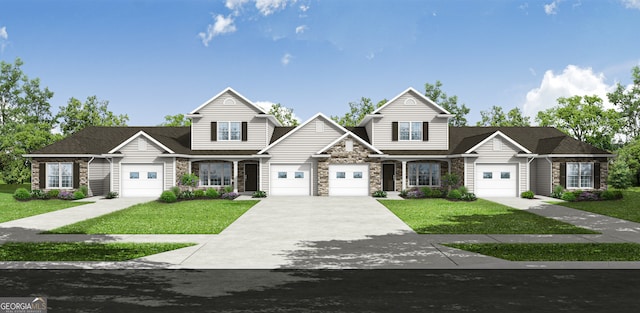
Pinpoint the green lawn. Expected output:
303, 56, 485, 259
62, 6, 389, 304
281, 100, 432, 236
0, 242, 195, 261
445, 243, 640, 261
379, 199, 597, 234
0, 184, 91, 223
48, 200, 259, 234
559, 188, 640, 223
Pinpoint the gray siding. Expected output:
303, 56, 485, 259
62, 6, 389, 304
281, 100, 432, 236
88, 158, 110, 196
191, 90, 267, 150
529, 159, 537, 193
465, 158, 475, 192
113, 136, 175, 193
470, 137, 527, 194
372, 91, 449, 150
535, 158, 552, 196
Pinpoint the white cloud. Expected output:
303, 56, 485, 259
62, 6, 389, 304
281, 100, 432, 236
256, 0, 289, 16
544, 1, 559, 15
198, 14, 237, 47
300, 5, 310, 12
295, 25, 307, 34
522, 65, 615, 120
281, 53, 292, 65
226, 0, 249, 11
0, 27, 7, 40
529, 67, 536, 76
365, 52, 375, 60
621, 0, 640, 9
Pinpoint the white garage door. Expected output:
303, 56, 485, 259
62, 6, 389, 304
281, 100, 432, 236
270, 164, 311, 196
476, 164, 518, 197
121, 164, 164, 197
329, 164, 369, 196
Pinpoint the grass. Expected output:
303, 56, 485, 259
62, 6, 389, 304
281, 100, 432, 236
0, 184, 91, 223
379, 198, 597, 234
445, 243, 640, 261
48, 200, 259, 234
559, 187, 640, 223
0, 242, 195, 261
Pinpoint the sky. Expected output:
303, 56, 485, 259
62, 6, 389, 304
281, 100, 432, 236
1, 0, 640, 126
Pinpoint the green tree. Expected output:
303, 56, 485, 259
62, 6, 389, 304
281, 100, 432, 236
477, 106, 530, 126
535, 95, 621, 151
268, 103, 299, 126
424, 80, 470, 126
607, 66, 640, 140
331, 97, 387, 127
608, 158, 633, 189
0, 58, 58, 184
160, 113, 191, 127
56, 95, 129, 136
617, 137, 640, 185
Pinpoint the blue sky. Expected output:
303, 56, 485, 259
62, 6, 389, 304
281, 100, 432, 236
1, 0, 639, 126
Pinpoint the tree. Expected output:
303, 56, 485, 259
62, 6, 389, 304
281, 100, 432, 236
535, 95, 621, 151
608, 158, 633, 189
617, 137, 640, 185
424, 80, 470, 126
56, 95, 129, 136
160, 113, 191, 127
607, 66, 640, 141
331, 97, 387, 127
268, 103, 299, 126
477, 106, 530, 126
0, 58, 58, 184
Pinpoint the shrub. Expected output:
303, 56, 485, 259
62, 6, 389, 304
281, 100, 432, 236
223, 185, 234, 194
429, 189, 443, 198
561, 192, 576, 202
399, 189, 409, 197
252, 190, 267, 198
457, 186, 469, 196
179, 190, 195, 200
170, 186, 181, 197
372, 190, 387, 198
420, 187, 432, 198
572, 190, 583, 198
447, 189, 462, 200
205, 188, 220, 199
73, 190, 86, 200
105, 191, 118, 199
180, 173, 199, 188
194, 189, 206, 198
78, 185, 89, 197
405, 189, 425, 199
160, 190, 177, 203
58, 191, 74, 200
221, 192, 239, 200
551, 185, 564, 199
442, 173, 460, 191
13, 188, 32, 201
460, 193, 477, 201
577, 191, 599, 201
608, 158, 633, 190
520, 190, 535, 199
47, 189, 60, 198
601, 190, 623, 200
30, 189, 49, 200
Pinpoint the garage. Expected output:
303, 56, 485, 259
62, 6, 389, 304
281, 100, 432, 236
121, 163, 164, 197
329, 164, 369, 196
270, 164, 311, 195
475, 164, 517, 197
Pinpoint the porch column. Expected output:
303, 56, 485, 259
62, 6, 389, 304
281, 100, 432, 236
402, 161, 407, 191
233, 160, 239, 193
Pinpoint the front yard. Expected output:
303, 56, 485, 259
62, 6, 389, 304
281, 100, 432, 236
558, 187, 640, 223
47, 199, 259, 234
0, 184, 91, 223
0, 242, 195, 261
445, 243, 640, 261
379, 198, 597, 234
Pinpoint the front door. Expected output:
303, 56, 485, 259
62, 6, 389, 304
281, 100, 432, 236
382, 163, 395, 191
245, 163, 258, 192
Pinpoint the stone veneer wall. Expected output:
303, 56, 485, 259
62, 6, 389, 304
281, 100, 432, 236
552, 158, 609, 189
450, 158, 464, 189
31, 158, 88, 191
175, 158, 190, 186
317, 138, 381, 196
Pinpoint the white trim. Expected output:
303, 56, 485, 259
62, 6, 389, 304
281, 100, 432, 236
254, 114, 280, 126
108, 131, 175, 154
316, 132, 383, 155
87, 157, 95, 196
268, 162, 313, 196
107, 158, 113, 193
536, 154, 615, 158
464, 131, 532, 154
381, 162, 396, 192
216, 121, 242, 141
44, 162, 74, 190
565, 162, 595, 190
172, 158, 177, 187
24, 154, 103, 158
463, 157, 468, 188
189, 87, 270, 116
397, 121, 424, 141
259, 113, 351, 154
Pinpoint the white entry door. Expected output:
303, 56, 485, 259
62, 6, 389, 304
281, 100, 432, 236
475, 163, 518, 197
270, 164, 311, 195
121, 163, 164, 197
329, 164, 369, 196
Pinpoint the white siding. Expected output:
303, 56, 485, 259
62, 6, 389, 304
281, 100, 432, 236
372, 92, 449, 150
465, 158, 475, 192
470, 137, 527, 195
113, 136, 175, 193
191, 91, 267, 150
88, 158, 110, 196
535, 158, 552, 196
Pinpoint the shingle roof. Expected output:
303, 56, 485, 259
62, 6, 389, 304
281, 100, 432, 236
345, 127, 370, 143
270, 127, 296, 144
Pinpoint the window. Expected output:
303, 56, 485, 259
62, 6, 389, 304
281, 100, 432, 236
130, 172, 139, 179
47, 162, 73, 189
278, 172, 288, 179
336, 172, 346, 179
295, 172, 304, 179
148, 172, 157, 179
399, 122, 422, 141
199, 163, 232, 186
483, 172, 493, 179
408, 162, 440, 186
567, 162, 593, 189
217, 122, 241, 141
500, 172, 510, 179
353, 172, 363, 179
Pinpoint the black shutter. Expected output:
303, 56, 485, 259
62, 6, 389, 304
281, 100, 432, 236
559, 162, 566, 188
73, 162, 80, 189
392, 122, 398, 141
423, 122, 429, 141
242, 122, 248, 141
39, 163, 46, 189
594, 162, 601, 189
211, 122, 217, 141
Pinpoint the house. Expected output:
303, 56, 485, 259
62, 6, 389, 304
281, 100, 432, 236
25, 87, 614, 198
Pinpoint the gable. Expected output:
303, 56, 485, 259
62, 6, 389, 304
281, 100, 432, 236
372, 87, 450, 116
114, 134, 167, 155
465, 131, 531, 154
189, 87, 266, 115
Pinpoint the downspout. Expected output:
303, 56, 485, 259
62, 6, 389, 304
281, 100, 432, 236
526, 157, 535, 193
545, 157, 553, 195
87, 157, 95, 196
106, 158, 113, 193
